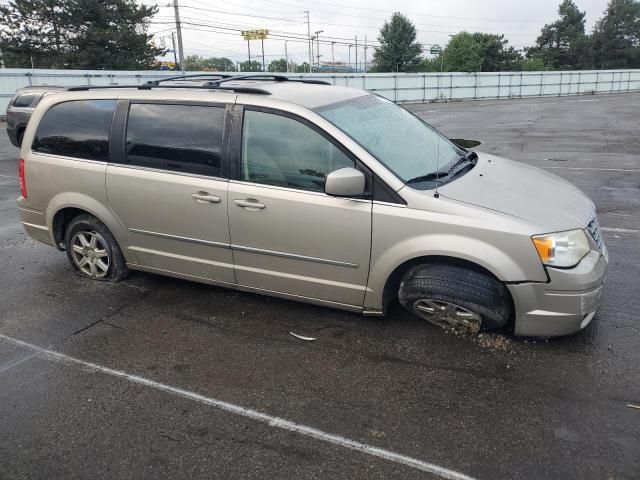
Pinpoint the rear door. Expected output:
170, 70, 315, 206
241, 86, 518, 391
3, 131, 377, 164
227, 106, 372, 307
106, 100, 235, 284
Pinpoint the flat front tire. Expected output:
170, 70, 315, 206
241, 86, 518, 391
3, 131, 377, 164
64, 214, 128, 282
398, 264, 511, 333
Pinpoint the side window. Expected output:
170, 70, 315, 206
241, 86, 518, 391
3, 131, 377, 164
125, 103, 225, 177
241, 110, 354, 192
32, 99, 116, 161
13, 93, 37, 108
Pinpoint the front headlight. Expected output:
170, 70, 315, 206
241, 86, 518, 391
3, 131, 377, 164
532, 229, 591, 268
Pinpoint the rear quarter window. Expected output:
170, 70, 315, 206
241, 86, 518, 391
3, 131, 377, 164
12, 93, 38, 108
32, 99, 116, 162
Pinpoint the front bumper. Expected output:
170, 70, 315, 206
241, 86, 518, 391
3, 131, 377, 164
508, 248, 608, 337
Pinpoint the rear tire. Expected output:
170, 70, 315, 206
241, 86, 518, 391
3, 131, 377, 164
64, 214, 128, 282
398, 264, 511, 333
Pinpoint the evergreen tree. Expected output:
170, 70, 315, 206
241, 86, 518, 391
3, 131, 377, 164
592, 0, 640, 68
0, 0, 163, 69
526, 0, 593, 69
371, 13, 423, 72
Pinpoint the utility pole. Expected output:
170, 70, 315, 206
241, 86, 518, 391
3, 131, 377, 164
348, 44, 352, 72
310, 36, 315, 73
284, 41, 289, 72
315, 30, 323, 70
364, 36, 368, 73
170, 32, 178, 70
246, 40, 251, 71
261, 38, 265, 72
331, 42, 335, 72
305, 10, 312, 73
355, 35, 358, 73
172, 0, 185, 72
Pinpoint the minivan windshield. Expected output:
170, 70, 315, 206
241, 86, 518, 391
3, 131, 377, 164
315, 94, 465, 185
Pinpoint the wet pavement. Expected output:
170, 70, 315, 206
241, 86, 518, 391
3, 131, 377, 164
1, 93, 639, 479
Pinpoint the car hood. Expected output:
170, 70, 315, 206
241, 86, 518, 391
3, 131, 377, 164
437, 153, 594, 232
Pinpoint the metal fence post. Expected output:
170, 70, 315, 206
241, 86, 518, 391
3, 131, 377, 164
539, 72, 544, 96
611, 71, 615, 93
595, 71, 599, 94
424, 73, 427, 103
497, 73, 501, 99
25, 72, 33, 86
394, 73, 397, 102
628, 71, 632, 92
558, 71, 562, 96
474, 73, 478, 99
450, 73, 453, 100
520, 72, 523, 98
577, 71, 581, 94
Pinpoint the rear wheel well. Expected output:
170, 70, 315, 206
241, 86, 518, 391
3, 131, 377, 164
52, 208, 90, 249
382, 255, 514, 317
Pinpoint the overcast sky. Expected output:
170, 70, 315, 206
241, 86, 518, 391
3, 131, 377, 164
145, 0, 611, 67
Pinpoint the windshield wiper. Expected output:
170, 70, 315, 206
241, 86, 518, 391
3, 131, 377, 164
446, 150, 478, 176
406, 171, 450, 184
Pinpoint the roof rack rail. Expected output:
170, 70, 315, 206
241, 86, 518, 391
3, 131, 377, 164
66, 84, 271, 95
144, 73, 235, 85
209, 74, 332, 86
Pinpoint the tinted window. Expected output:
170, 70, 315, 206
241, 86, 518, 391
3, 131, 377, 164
13, 93, 38, 108
32, 99, 116, 161
241, 110, 354, 192
125, 103, 225, 177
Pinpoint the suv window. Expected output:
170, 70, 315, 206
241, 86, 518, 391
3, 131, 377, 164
13, 93, 38, 108
32, 99, 116, 161
241, 110, 354, 192
125, 103, 225, 177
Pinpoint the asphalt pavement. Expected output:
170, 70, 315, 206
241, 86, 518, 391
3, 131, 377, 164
0, 92, 639, 480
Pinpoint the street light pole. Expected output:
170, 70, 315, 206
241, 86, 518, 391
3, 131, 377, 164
355, 35, 358, 73
305, 10, 312, 73
284, 41, 289, 72
314, 30, 324, 70
331, 41, 335, 72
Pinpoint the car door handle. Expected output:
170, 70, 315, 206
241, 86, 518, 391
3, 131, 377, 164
234, 198, 266, 210
191, 192, 221, 204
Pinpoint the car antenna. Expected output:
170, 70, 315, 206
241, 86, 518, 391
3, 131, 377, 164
434, 138, 441, 198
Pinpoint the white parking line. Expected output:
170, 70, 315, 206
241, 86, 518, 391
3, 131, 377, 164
0, 333, 478, 480
0, 174, 17, 178
601, 227, 639, 234
543, 166, 640, 172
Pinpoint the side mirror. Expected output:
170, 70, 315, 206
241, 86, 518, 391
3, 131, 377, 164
325, 167, 366, 197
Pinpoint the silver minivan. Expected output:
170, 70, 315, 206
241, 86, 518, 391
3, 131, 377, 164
16, 75, 608, 337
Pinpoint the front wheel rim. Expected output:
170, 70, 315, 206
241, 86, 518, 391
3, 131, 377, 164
71, 231, 110, 278
413, 299, 482, 333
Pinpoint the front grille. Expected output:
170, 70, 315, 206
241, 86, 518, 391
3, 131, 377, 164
586, 212, 605, 251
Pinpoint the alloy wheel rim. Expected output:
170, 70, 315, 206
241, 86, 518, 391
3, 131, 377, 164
413, 299, 482, 333
71, 231, 110, 278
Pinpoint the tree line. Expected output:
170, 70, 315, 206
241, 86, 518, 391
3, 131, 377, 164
0, 0, 639, 72
373, 0, 640, 72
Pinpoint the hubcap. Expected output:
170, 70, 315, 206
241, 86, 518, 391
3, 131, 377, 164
413, 299, 482, 334
71, 231, 110, 278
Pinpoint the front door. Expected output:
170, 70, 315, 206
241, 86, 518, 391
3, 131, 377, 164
227, 107, 372, 307
107, 101, 235, 284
